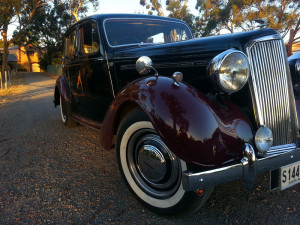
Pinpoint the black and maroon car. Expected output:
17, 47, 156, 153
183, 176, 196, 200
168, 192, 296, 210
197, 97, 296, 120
54, 14, 300, 215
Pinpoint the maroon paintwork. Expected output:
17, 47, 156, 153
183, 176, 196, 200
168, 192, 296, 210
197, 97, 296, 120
55, 75, 71, 103
100, 76, 254, 168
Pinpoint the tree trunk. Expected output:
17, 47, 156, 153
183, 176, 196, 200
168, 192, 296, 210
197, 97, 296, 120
1, 22, 9, 86
287, 29, 295, 57
26, 48, 33, 72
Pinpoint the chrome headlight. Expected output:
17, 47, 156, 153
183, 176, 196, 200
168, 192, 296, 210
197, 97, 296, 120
209, 49, 249, 93
255, 126, 273, 153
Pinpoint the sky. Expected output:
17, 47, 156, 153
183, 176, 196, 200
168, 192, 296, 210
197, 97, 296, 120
6, 0, 199, 38
87, 0, 199, 17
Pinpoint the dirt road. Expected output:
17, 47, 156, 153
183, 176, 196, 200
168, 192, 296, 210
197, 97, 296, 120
0, 72, 299, 224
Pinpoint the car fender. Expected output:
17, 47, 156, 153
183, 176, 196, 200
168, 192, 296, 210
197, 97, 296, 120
100, 76, 254, 168
55, 75, 72, 105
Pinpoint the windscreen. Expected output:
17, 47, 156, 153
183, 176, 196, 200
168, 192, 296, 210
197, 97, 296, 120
104, 18, 193, 47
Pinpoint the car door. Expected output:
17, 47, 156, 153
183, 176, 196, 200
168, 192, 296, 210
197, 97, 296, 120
77, 20, 114, 122
64, 28, 81, 115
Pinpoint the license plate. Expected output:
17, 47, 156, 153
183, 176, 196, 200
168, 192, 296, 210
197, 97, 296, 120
280, 161, 300, 190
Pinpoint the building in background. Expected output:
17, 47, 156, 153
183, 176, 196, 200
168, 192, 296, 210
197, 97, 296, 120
292, 42, 300, 54
2, 44, 44, 72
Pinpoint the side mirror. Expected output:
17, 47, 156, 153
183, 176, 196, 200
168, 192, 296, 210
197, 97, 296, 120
136, 56, 153, 75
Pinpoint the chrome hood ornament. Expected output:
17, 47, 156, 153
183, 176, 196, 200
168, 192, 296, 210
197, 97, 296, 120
254, 19, 269, 29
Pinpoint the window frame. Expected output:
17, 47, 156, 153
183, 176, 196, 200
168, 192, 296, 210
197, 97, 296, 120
64, 28, 79, 60
78, 20, 101, 57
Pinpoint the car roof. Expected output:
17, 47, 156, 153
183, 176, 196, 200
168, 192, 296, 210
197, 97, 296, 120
88, 13, 184, 23
65, 13, 186, 35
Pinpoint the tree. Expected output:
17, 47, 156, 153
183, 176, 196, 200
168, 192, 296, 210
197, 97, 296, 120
59, 0, 99, 22
139, 0, 199, 35
196, 0, 253, 36
13, 0, 72, 70
140, 0, 164, 16
196, 0, 300, 54
287, 19, 300, 56
0, 0, 46, 76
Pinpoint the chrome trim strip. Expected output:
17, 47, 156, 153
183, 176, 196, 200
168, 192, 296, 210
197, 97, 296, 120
182, 144, 300, 191
264, 143, 296, 157
104, 50, 115, 98
246, 34, 282, 49
102, 18, 194, 48
95, 19, 116, 98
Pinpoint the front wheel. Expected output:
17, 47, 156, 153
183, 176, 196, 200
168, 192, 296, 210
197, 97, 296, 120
116, 110, 213, 215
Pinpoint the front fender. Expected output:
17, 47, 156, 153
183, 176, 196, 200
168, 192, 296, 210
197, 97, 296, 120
100, 76, 253, 168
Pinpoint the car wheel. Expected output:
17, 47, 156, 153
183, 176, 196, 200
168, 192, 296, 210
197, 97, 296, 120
60, 95, 76, 127
116, 109, 213, 215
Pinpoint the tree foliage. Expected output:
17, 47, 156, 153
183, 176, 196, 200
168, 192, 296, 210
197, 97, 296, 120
195, 0, 300, 36
139, 0, 200, 35
196, 0, 300, 54
140, 0, 164, 16
7, 0, 97, 72
14, 0, 72, 68
59, 0, 99, 22
0, 0, 46, 74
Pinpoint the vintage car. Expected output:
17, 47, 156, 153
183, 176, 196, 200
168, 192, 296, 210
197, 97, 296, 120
54, 14, 300, 215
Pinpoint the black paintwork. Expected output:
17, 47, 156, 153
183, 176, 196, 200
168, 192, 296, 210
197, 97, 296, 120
62, 13, 277, 129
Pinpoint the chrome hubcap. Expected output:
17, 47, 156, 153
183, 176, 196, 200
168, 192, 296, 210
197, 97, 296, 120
127, 130, 181, 199
137, 144, 167, 183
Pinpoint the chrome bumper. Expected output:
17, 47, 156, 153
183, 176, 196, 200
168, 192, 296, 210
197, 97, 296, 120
182, 144, 300, 191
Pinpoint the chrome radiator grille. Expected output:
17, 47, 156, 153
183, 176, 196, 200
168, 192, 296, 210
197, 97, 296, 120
246, 35, 297, 146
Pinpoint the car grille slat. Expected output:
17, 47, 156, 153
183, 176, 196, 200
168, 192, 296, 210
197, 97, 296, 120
247, 38, 293, 146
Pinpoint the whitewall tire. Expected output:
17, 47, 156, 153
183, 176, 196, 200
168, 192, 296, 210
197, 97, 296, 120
59, 95, 76, 127
116, 109, 213, 215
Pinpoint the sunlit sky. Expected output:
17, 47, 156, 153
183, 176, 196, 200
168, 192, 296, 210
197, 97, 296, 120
7, 0, 199, 38
7, 0, 292, 41
88, 0, 199, 17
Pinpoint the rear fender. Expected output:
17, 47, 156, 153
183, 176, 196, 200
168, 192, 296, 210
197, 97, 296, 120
55, 75, 72, 104
100, 76, 253, 168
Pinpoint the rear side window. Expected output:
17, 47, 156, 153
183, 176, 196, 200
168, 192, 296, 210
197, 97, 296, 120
79, 22, 100, 55
64, 29, 77, 59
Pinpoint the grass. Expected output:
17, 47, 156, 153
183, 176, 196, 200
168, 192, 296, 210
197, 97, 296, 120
0, 73, 26, 104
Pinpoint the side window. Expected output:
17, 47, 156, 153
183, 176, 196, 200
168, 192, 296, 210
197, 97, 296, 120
80, 22, 100, 55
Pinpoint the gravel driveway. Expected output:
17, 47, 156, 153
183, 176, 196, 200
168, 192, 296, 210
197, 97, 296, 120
0, 72, 299, 224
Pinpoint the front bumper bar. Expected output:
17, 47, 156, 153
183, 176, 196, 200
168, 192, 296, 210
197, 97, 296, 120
182, 144, 300, 191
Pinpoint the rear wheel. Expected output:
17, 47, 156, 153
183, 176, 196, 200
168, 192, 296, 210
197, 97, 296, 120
116, 109, 213, 215
60, 95, 76, 127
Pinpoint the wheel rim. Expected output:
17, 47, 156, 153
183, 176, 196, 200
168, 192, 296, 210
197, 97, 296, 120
59, 96, 66, 123
127, 129, 181, 199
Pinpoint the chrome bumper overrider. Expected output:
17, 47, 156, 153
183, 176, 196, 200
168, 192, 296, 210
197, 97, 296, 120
182, 143, 300, 191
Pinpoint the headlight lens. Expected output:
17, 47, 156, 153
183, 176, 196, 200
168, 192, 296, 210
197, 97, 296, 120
210, 49, 250, 93
255, 126, 273, 153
